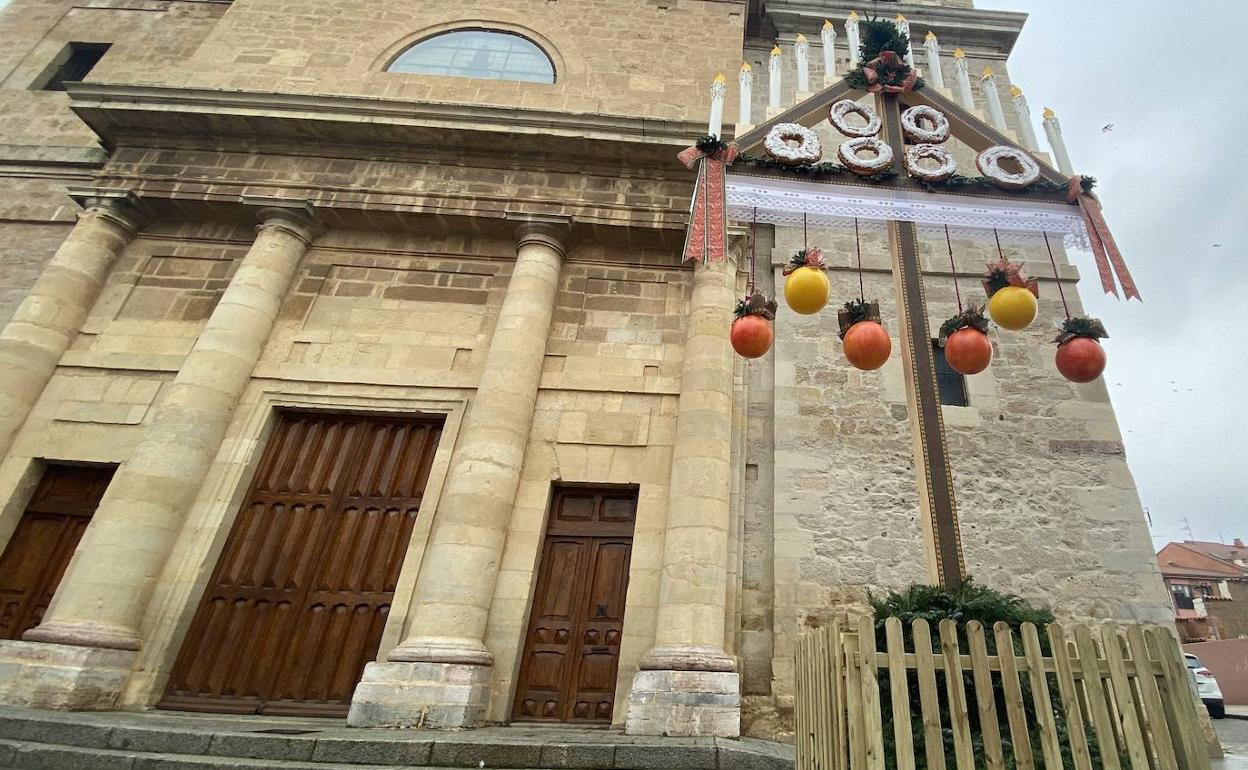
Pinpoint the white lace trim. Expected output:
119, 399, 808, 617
725, 173, 1091, 250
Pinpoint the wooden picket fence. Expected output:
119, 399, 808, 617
794, 616, 1212, 770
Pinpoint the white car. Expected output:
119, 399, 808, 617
1184, 652, 1225, 719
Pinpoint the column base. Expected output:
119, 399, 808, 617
347, 661, 491, 729
625, 669, 741, 738
0, 640, 135, 710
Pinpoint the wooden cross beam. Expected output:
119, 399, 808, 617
877, 91, 966, 590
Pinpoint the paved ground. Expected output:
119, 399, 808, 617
1215, 715, 1248, 769
1228, 704, 1248, 720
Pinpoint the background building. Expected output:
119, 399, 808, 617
0, 0, 1170, 740
1158, 539, 1248, 642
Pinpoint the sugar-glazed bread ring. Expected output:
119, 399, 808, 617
838, 137, 894, 175
829, 99, 882, 137
764, 123, 823, 165
904, 144, 958, 181
976, 145, 1041, 189
901, 105, 950, 143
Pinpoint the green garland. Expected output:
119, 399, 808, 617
695, 134, 728, 154
1055, 315, 1108, 344
736, 155, 897, 184
843, 17, 925, 92
939, 305, 990, 344
734, 292, 777, 320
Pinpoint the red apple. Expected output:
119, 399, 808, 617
944, 327, 992, 375
1055, 336, 1106, 383
843, 320, 892, 371
731, 314, 774, 359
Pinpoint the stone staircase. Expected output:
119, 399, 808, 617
0, 707, 794, 770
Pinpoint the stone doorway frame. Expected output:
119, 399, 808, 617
120, 385, 469, 709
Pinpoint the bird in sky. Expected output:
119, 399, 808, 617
1101, 123, 1115, 133
1213, 243, 1223, 248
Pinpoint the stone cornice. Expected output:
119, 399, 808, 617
65, 82, 705, 169
763, 1, 1027, 57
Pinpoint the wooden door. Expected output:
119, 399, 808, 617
0, 464, 115, 641
512, 487, 637, 724
160, 412, 443, 717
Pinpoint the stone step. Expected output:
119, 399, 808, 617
0, 737, 403, 770
0, 708, 793, 770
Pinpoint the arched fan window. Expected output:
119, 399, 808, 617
388, 30, 555, 84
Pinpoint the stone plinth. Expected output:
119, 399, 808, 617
348, 660, 491, 730
0, 641, 135, 711
625, 669, 741, 738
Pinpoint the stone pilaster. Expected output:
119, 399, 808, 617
0, 205, 317, 710
349, 221, 566, 729
0, 197, 140, 462
626, 254, 741, 738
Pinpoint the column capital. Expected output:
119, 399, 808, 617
250, 200, 320, 245
513, 215, 571, 257
67, 188, 146, 234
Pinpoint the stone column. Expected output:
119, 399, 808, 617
349, 221, 566, 729
0, 196, 140, 462
626, 253, 740, 738
1, 206, 317, 710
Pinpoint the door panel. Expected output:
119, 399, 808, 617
161, 412, 442, 717
513, 487, 637, 724
0, 464, 114, 641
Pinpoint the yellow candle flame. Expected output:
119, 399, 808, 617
796, 33, 807, 44
848, 10, 858, 20
896, 13, 907, 22
771, 45, 782, 56
953, 48, 966, 59
714, 73, 726, 84
925, 31, 937, 41
981, 65, 994, 78
1043, 107, 1056, 119
823, 19, 834, 29
1009, 85, 1022, 97
741, 61, 752, 72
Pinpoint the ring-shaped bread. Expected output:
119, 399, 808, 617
904, 144, 958, 182
976, 145, 1042, 190
829, 99, 882, 138
838, 137, 895, 176
901, 105, 951, 144
764, 123, 823, 166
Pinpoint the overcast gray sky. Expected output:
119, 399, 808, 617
984, 0, 1248, 547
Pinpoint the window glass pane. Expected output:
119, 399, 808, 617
388, 30, 554, 84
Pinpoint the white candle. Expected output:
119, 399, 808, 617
896, 15, 915, 68
980, 66, 1008, 132
795, 33, 810, 93
1009, 85, 1040, 151
1043, 108, 1074, 175
708, 73, 726, 138
923, 31, 944, 90
846, 11, 861, 68
768, 45, 782, 110
738, 62, 752, 127
953, 49, 974, 110
821, 20, 838, 80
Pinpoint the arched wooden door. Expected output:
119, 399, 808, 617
160, 411, 443, 717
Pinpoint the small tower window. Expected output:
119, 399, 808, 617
932, 340, 969, 407
35, 43, 111, 91
387, 30, 555, 84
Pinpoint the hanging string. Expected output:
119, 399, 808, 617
992, 227, 1006, 261
853, 217, 865, 302
749, 207, 758, 294
1043, 231, 1072, 320
803, 212, 808, 252
944, 225, 963, 312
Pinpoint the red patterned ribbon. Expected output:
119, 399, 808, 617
678, 143, 739, 262
1068, 176, 1140, 301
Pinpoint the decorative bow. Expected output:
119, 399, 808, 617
982, 259, 1039, 298
1054, 316, 1109, 346
678, 136, 739, 263
862, 51, 919, 93
837, 298, 881, 340
1068, 176, 1140, 301
938, 305, 990, 345
735, 292, 778, 320
782, 247, 826, 276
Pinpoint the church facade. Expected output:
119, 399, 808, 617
0, 0, 1169, 739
